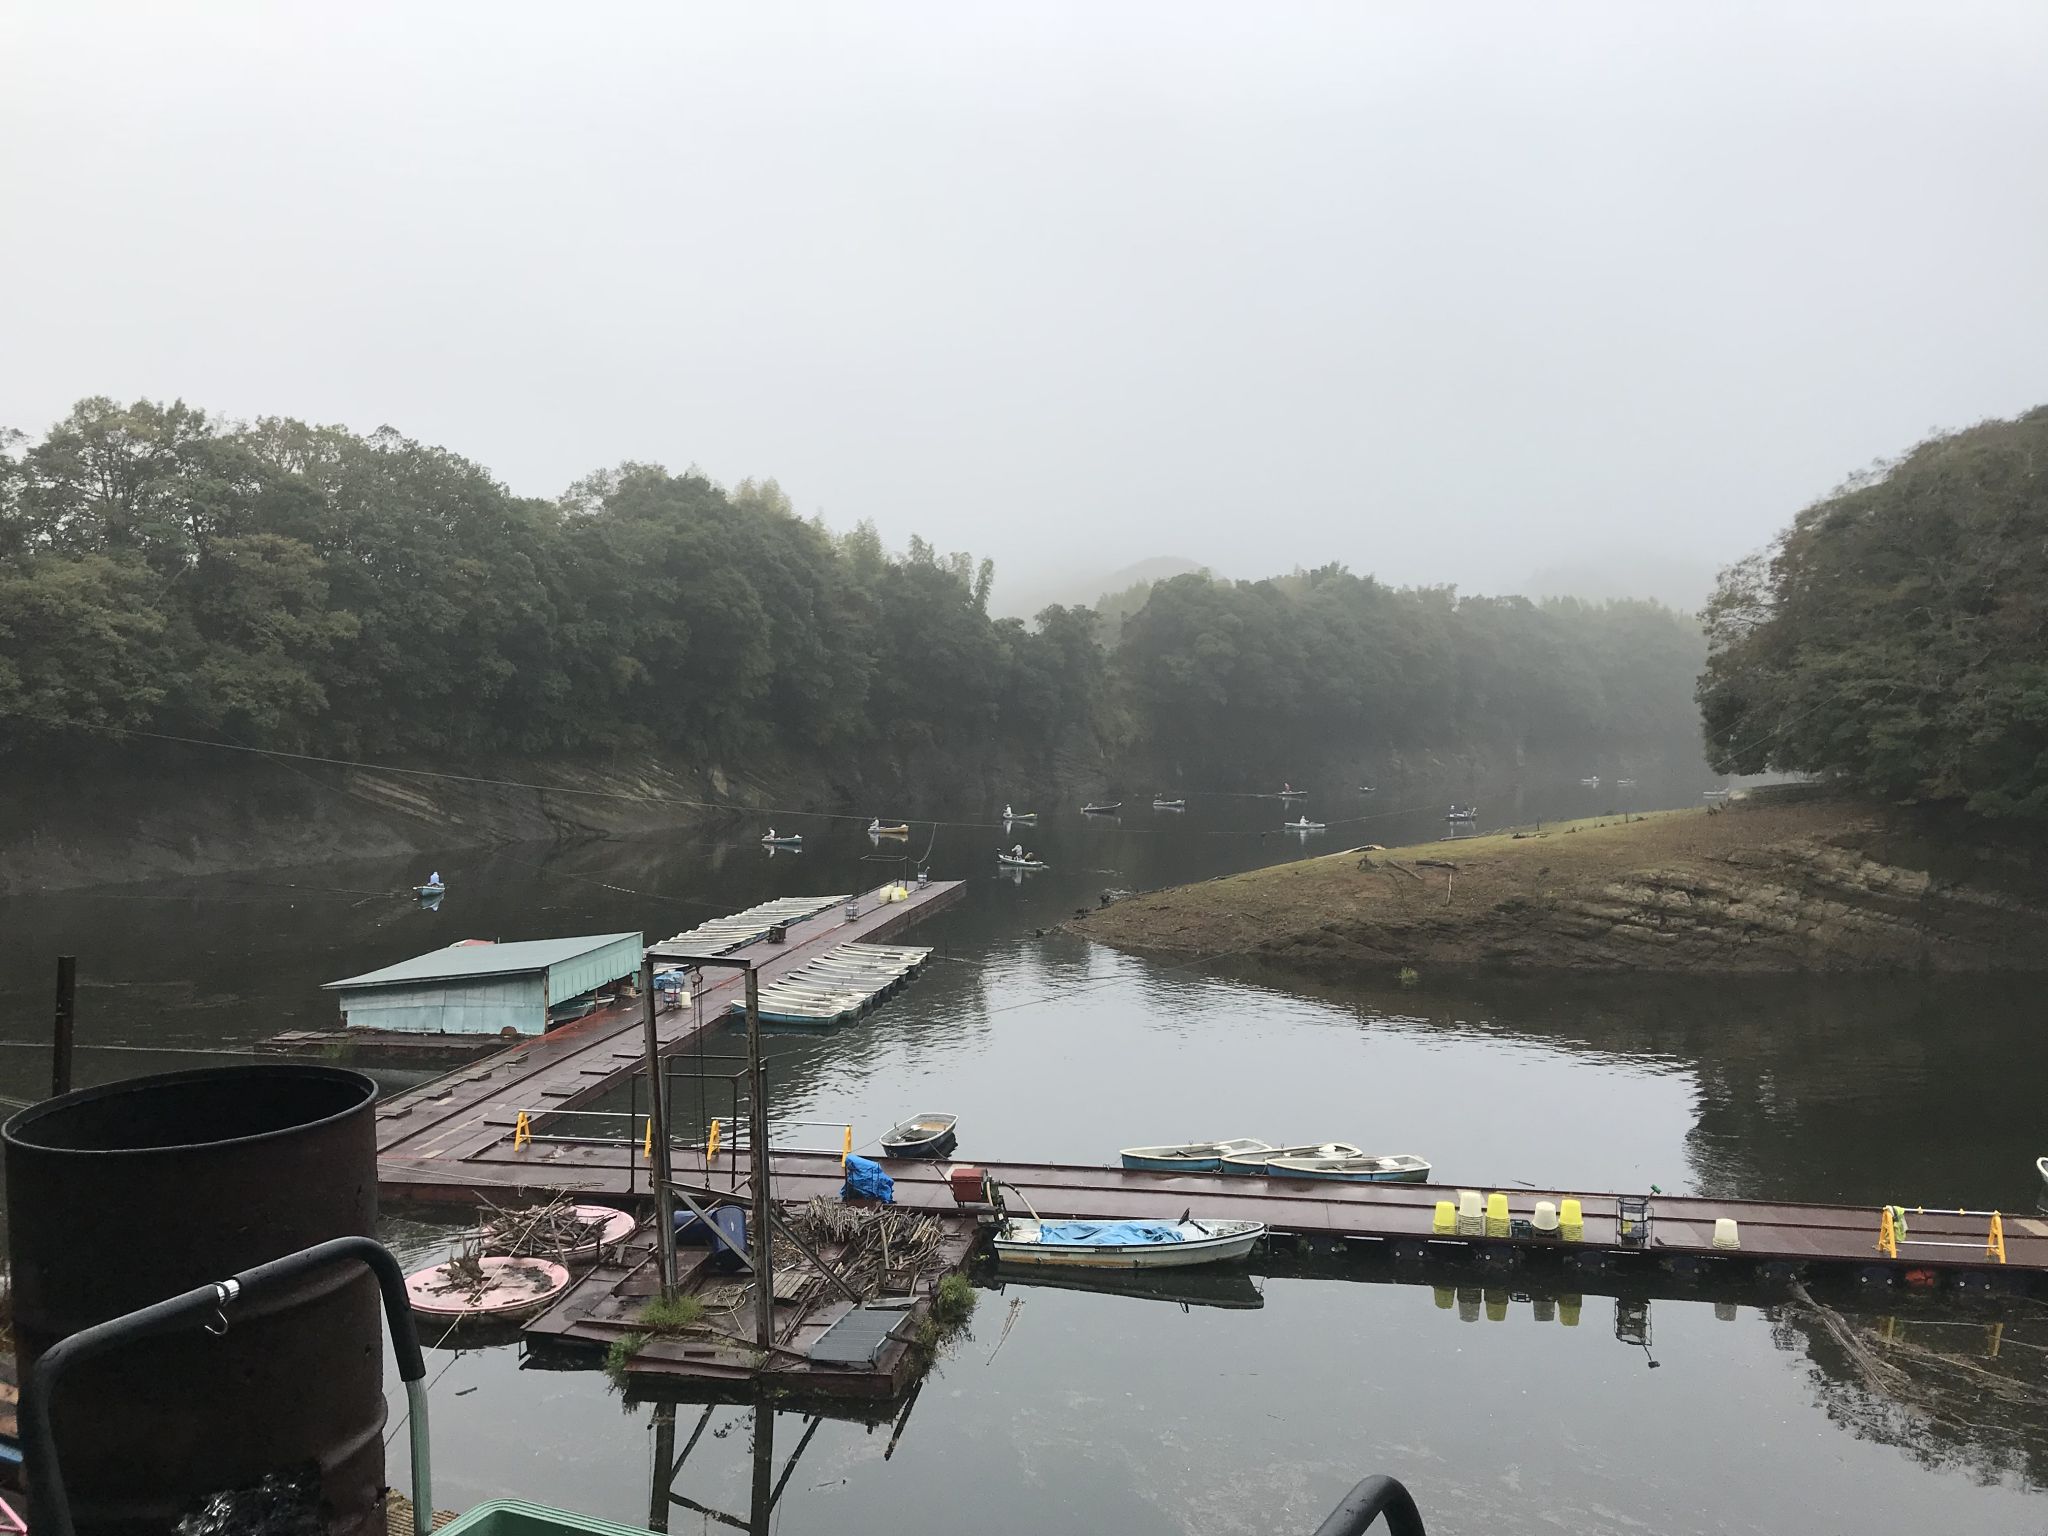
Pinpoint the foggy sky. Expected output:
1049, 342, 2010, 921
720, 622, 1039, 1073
4, 3, 2045, 610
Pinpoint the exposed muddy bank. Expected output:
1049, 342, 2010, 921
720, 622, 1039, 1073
1070, 791, 2048, 974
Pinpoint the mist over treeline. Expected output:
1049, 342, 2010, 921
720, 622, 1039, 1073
0, 397, 1706, 779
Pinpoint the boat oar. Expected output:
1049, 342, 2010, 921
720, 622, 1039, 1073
1180, 1206, 1211, 1236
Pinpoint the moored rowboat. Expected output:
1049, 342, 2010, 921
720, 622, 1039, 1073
1219, 1141, 1362, 1174
1266, 1152, 1432, 1183
880, 1112, 958, 1159
992, 1217, 1266, 1270
1121, 1138, 1271, 1173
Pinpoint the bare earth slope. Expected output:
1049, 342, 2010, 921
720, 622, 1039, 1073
1071, 795, 2048, 974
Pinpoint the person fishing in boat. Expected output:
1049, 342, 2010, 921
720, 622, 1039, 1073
427, 870, 441, 886
1004, 803, 1014, 818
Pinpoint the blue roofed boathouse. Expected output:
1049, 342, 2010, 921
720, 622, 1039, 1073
322, 932, 644, 1038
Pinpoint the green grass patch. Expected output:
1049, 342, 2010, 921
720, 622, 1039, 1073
638, 1293, 706, 1335
603, 1330, 648, 1384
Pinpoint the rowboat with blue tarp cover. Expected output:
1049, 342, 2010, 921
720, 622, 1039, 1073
992, 1217, 1266, 1269
1121, 1138, 1270, 1173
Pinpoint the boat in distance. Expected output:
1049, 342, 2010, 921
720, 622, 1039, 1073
996, 853, 1048, 869
1219, 1141, 1362, 1174
413, 882, 446, 898
992, 1217, 1267, 1270
1266, 1153, 1432, 1183
1444, 805, 1478, 822
1002, 805, 1038, 821
1121, 1138, 1271, 1172
1081, 801, 1123, 814
1152, 797, 1187, 810
868, 819, 911, 836
760, 831, 803, 847
1284, 816, 1326, 831
879, 1112, 958, 1159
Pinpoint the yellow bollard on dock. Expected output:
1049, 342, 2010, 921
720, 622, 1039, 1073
1485, 1191, 1510, 1238
1433, 1200, 1457, 1235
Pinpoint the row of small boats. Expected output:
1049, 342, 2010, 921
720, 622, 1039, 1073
1121, 1138, 1430, 1182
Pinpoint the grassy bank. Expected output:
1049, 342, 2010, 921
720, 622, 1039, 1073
1071, 793, 2048, 975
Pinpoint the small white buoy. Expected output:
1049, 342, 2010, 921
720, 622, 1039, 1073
1713, 1217, 1740, 1250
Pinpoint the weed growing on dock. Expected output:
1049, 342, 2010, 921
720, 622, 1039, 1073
639, 1293, 706, 1335
908, 1274, 980, 1368
932, 1273, 977, 1328
603, 1331, 648, 1385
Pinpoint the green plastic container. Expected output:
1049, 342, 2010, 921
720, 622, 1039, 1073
438, 1500, 657, 1536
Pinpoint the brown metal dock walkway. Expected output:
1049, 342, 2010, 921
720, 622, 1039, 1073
381, 1138, 2048, 1288
375, 880, 964, 1177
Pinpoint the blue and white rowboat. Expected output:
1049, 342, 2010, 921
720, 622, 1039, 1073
1265, 1153, 1432, 1183
1218, 1141, 1362, 1175
1120, 1139, 1270, 1173
993, 1217, 1266, 1270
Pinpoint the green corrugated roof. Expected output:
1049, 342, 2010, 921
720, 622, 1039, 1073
323, 933, 642, 991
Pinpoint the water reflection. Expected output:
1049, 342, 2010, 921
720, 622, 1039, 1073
646, 1393, 920, 1536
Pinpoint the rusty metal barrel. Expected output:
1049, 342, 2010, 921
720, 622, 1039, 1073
4, 1065, 382, 1536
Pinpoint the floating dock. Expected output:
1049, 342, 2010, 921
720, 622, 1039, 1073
375, 880, 965, 1187
381, 1146, 2048, 1291
742, 942, 933, 1026
522, 1203, 978, 1397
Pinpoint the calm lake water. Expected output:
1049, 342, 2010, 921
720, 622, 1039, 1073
3, 780, 2045, 1534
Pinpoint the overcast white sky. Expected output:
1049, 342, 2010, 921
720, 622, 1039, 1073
4, 3, 2044, 609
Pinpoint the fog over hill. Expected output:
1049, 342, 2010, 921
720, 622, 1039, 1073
992, 556, 1208, 619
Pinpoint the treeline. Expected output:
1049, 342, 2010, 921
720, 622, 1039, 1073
0, 397, 1704, 777
1698, 406, 2048, 823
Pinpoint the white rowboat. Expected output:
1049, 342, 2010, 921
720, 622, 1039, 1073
1219, 1142, 1362, 1174
1266, 1153, 1432, 1183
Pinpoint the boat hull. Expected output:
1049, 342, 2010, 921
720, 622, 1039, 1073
1219, 1142, 1361, 1174
881, 1114, 959, 1159
1266, 1156, 1431, 1183
993, 1220, 1265, 1270
1120, 1139, 1270, 1173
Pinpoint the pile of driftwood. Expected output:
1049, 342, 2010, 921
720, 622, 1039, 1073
789, 1196, 949, 1294
477, 1194, 613, 1262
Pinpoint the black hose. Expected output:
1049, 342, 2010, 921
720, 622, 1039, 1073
1308, 1476, 1427, 1536
23, 1236, 424, 1536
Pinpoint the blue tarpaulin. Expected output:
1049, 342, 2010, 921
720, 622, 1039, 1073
842, 1154, 894, 1204
1033, 1222, 1188, 1246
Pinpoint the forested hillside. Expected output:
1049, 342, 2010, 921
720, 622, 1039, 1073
0, 397, 1705, 781
1698, 407, 2048, 823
